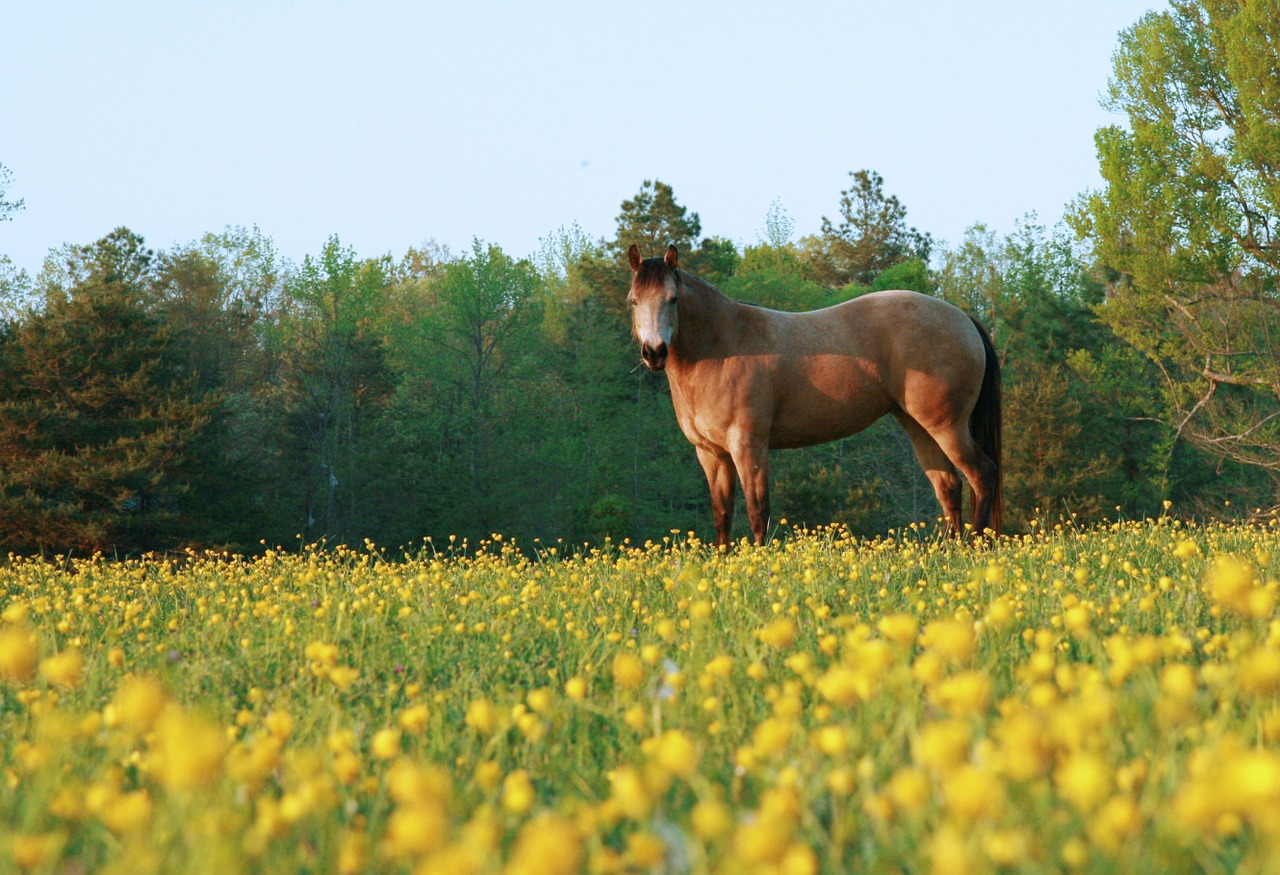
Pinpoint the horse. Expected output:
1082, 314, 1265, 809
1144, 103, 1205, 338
627, 243, 1002, 547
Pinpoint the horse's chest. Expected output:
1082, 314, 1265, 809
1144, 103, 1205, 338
667, 376, 746, 449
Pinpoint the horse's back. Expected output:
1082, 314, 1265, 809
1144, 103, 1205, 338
763, 290, 988, 443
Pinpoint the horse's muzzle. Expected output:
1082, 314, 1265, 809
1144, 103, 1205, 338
641, 341, 667, 371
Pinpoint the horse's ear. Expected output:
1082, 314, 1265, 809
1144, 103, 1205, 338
664, 245, 679, 269
628, 244, 642, 273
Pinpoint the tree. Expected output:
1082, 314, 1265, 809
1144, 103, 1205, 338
1071, 0, 1280, 484
612, 180, 702, 260
0, 163, 23, 224
277, 237, 394, 543
759, 198, 796, 248
0, 229, 216, 553
808, 170, 933, 288
386, 240, 550, 540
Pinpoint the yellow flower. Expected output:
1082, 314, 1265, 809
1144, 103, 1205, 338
474, 760, 503, 792
526, 687, 553, 715
915, 719, 971, 771
98, 789, 153, 834
607, 765, 650, 819
993, 708, 1050, 781
652, 729, 699, 779
811, 725, 850, 757
398, 703, 431, 733
1063, 605, 1092, 638
921, 618, 974, 664
611, 653, 646, 689
383, 800, 448, 858
1240, 648, 1280, 696
928, 670, 991, 716
1055, 750, 1112, 812
942, 764, 1004, 822
328, 665, 359, 690
108, 676, 167, 732
0, 626, 38, 683
887, 766, 931, 814
39, 648, 84, 688
371, 728, 402, 760
982, 829, 1029, 867
816, 665, 864, 707
503, 769, 535, 815
704, 654, 734, 679
1, 602, 30, 625
504, 814, 582, 875
264, 710, 294, 740
564, 676, 587, 701
152, 706, 227, 791
691, 798, 732, 840
387, 760, 451, 807
1207, 555, 1263, 617
304, 640, 339, 666
465, 698, 496, 734
1159, 663, 1197, 700
1173, 540, 1200, 560
625, 831, 665, 868
752, 717, 794, 758
926, 823, 972, 875
1087, 795, 1140, 853
758, 617, 797, 649
985, 598, 1014, 629
9, 831, 64, 871
877, 612, 919, 647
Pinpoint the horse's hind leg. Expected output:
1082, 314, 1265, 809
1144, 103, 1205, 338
696, 446, 739, 548
927, 424, 999, 537
894, 412, 965, 537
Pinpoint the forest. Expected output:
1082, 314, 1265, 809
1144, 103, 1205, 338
0, 1, 1277, 556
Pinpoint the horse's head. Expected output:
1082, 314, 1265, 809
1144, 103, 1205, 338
627, 243, 681, 371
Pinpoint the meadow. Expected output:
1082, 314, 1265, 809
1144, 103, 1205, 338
2, 514, 1280, 874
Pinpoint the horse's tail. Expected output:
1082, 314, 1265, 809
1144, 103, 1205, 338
969, 317, 1002, 535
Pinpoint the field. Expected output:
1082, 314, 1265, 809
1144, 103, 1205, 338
2, 516, 1280, 874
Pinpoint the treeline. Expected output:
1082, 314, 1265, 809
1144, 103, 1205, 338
0, 167, 1272, 556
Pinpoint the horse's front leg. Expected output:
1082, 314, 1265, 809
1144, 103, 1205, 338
729, 435, 771, 546
696, 446, 739, 548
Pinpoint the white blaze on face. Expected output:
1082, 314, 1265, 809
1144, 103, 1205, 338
630, 276, 678, 368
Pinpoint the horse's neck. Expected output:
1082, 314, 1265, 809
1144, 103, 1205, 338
670, 274, 737, 368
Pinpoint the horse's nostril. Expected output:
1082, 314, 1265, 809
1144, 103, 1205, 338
641, 341, 668, 370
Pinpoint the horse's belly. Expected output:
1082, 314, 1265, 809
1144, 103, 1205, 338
768, 393, 890, 449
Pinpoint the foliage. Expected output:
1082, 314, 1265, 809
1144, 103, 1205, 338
0, 229, 217, 553
1071, 0, 1280, 481
1, 144, 1276, 552
0, 162, 23, 224
612, 179, 702, 261
807, 170, 933, 288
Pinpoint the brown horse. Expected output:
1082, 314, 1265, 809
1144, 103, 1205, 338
627, 244, 1001, 547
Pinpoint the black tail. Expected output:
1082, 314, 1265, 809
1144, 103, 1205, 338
968, 318, 1002, 535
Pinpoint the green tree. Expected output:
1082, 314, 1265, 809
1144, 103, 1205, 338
277, 238, 394, 543
936, 220, 1164, 528
0, 229, 215, 553
722, 243, 835, 311
0, 163, 23, 224
1071, 0, 1280, 484
384, 241, 550, 541
612, 179, 702, 260
807, 170, 933, 288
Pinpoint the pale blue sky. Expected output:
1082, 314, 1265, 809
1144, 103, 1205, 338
2, 1, 1155, 276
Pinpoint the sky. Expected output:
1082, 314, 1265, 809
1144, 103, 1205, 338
1, 0, 1158, 278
